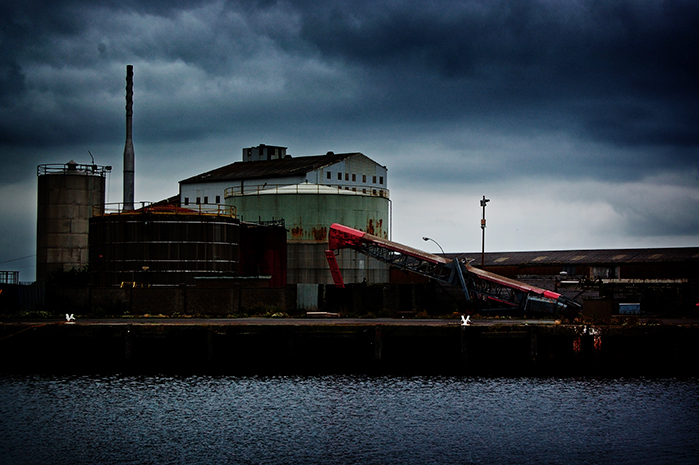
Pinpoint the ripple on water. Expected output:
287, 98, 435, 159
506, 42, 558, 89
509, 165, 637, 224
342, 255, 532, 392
1, 375, 698, 464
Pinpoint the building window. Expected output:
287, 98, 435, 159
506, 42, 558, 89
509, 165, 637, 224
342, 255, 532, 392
345, 173, 349, 181
215, 195, 220, 203
362, 175, 367, 183
196, 197, 201, 204
184, 197, 189, 205
379, 176, 384, 185
373, 176, 377, 184
327, 171, 331, 180
204, 196, 208, 204
352, 174, 356, 182
352, 187, 356, 192
338, 172, 342, 180
362, 188, 367, 194
373, 189, 377, 195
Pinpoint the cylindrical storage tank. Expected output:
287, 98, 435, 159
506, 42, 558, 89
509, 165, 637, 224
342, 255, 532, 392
36, 161, 110, 281
226, 184, 389, 284
89, 207, 240, 286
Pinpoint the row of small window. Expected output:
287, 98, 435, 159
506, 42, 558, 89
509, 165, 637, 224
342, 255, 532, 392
327, 172, 384, 185
183, 196, 221, 205
330, 186, 385, 196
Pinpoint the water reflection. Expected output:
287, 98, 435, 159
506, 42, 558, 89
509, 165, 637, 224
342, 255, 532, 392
1, 375, 698, 464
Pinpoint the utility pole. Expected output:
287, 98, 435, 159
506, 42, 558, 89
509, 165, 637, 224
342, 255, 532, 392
480, 195, 490, 268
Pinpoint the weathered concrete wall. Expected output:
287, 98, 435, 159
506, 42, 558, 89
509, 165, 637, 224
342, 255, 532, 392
2, 322, 697, 376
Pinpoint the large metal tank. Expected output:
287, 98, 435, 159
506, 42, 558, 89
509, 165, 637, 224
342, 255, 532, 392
89, 205, 241, 286
36, 161, 110, 281
226, 184, 389, 284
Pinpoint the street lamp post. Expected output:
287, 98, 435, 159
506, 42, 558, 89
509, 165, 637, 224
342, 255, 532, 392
422, 236, 445, 256
480, 195, 490, 268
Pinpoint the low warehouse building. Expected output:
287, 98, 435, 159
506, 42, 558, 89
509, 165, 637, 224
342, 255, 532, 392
447, 248, 699, 314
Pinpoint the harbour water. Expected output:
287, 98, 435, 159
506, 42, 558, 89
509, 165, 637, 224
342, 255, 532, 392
1, 375, 698, 464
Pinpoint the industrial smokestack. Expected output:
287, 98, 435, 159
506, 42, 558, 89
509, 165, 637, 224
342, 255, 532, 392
123, 64, 135, 211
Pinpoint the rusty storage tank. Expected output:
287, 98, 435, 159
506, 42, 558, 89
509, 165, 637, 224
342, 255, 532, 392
36, 161, 111, 281
226, 184, 389, 284
89, 204, 240, 286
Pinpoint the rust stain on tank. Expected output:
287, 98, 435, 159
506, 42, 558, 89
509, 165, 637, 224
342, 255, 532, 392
291, 226, 304, 239
311, 226, 327, 241
365, 219, 387, 238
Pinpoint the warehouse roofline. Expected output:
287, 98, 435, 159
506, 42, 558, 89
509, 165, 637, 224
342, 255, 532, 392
180, 152, 365, 184
448, 247, 699, 267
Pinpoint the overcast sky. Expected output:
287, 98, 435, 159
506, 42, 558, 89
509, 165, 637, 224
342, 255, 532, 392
1, 0, 698, 281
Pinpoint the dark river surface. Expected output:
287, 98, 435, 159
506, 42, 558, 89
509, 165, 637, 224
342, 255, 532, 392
1, 375, 698, 464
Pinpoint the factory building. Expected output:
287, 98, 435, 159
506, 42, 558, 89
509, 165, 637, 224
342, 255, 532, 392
179, 145, 388, 210
179, 145, 390, 285
36, 161, 111, 281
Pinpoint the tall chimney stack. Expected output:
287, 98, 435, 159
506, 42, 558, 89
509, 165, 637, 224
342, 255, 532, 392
123, 64, 135, 211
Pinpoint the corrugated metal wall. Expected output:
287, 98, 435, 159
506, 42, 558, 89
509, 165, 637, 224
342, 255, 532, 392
89, 213, 241, 286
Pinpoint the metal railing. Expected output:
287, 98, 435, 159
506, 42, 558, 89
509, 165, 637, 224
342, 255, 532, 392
93, 202, 237, 218
0, 270, 19, 284
38, 163, 112, 177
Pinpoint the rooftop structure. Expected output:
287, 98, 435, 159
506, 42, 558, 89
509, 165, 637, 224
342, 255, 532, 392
243, 144, 287, 162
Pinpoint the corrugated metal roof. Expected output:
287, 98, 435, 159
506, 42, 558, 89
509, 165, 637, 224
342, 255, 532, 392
448, 247, 699, 266
180, 152, 360, 184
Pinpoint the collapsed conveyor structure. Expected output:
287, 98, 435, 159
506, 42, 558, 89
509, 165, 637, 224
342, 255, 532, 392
325, 223, 581, 314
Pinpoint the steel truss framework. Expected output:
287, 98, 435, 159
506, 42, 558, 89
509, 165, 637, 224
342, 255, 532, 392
327, 223, 580, 313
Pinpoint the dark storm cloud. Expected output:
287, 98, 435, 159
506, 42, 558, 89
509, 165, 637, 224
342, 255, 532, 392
2, 0, 697, 149
0, 0, 301, 146
297, 0, 699, 145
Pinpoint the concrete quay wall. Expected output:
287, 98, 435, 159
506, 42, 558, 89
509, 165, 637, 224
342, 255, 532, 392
1, 321, 698, 376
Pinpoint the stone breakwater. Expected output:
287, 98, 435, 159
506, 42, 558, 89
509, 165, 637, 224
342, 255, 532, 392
2, 320, 698, 376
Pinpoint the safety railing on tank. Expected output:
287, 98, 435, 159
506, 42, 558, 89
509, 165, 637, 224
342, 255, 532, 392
37, 163, 112, 177
93, 202, 237, 218
224, 183, 390, 199
244, 218, 285, 228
